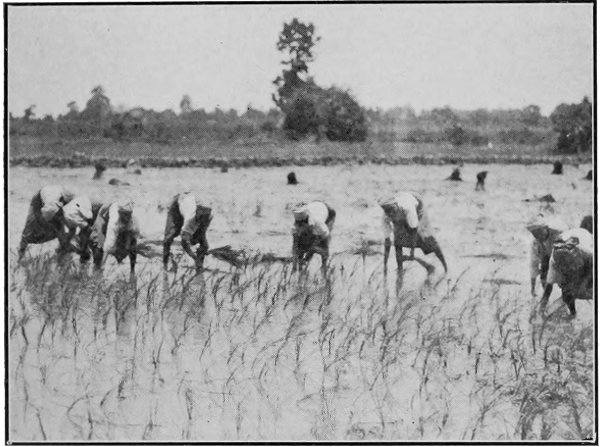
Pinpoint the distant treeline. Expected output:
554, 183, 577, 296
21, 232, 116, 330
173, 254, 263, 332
365, 105, 554, 147
9, 85, 592, 155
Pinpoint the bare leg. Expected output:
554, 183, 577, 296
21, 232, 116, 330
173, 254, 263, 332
540, 284, 553, 312
92, 247, 104, 276
383, 238, 391, 278
195, 245, 207, 273
540, 256, 550, 288
163, 239, 173, 270
320, 245, 329, 277
433, 245, 448, 273
129, 252, 136, 281
302, 252, 314, 273
562, 292, 576, 317
292, 233, 300, 273
395, 245, 404, 295
18, 238, 28, 261
409, 255, 436, 274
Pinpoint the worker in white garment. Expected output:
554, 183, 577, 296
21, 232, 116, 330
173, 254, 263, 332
379, 192, 447, 291
163, 192, 212, 271
18, 185, 94, 261
292, 201, 336, 274
526, 215, 569, 297
89, 200, 140, 276
541, 226, 594, 317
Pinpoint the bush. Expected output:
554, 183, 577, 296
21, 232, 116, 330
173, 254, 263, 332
323, 88, 367, 142
282, 84, 367, 142
282, 86, 323, 139
550, 97, 592, 154
496, 127, 546, 145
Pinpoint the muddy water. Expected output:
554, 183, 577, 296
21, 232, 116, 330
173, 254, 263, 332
8, 164, 594, 440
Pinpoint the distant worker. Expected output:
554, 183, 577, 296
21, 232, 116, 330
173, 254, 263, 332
551, 161, 563, 175
540, 227, 593, 316
89, 200, 140, 278
475, 171, 488, 191
92, 163, 107, 180
526, 215, 569, 297
125, 158, 142, 175
163, 192, 213, 272
18, 185, 93, 261
108, 178, 131, 186
292, 201, 336, 274
447, 168, 462, 181
379, 192, 447, 291
287, 172, 299, 185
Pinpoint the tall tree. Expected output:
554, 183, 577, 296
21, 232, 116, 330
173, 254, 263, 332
272, 18, 320, 110
82, 85, 111, 122
272, 18, 366, 142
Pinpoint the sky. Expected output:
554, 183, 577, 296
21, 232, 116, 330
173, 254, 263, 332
7, 3, 594, 118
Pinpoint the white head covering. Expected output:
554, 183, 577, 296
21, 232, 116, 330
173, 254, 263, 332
61, 196, 93, 228
526, 215, 568, 240
377, 195, 398, 208
293, 202, 309, 221
293, 201, 330, 237
39, 185, 67, 221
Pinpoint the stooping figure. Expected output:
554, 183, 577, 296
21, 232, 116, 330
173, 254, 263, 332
379, 192, 448, 292
475, 171, 488, 191
18, 185, 94, 262
292, 201, 336, 275
92, 163, 107, 180
526, 215, 569, 297
89, 200, 140, 278
540, 227, 593, 317
163, 192, 213, 272
551, 161, 563, 175
71, 199, 105, 263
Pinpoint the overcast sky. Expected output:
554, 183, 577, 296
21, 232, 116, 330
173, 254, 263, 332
8, 3, 593, 118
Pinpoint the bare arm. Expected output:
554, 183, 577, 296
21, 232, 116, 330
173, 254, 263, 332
195, 230, 210, 270
292, 231, 300, 272
382, 212, 394, 276
409, 228, 418, 258
181, 234, 198, 264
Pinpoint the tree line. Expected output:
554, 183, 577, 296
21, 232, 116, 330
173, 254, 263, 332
9, 19, 592, 155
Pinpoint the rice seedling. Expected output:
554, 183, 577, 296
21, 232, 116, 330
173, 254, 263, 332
7, 251, 594, 441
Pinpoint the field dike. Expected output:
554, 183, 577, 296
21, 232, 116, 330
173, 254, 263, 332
9, 153, 592, 169
8, 253, 594, 441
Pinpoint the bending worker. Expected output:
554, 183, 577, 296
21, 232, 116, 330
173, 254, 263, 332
163, 192, 213, 272
89, 200, 140, 277
292, 200, 336, 274
526, 215, 568, 297
18, 185, 93, 261
541, 226, 593, 317
379, 192, 447, 291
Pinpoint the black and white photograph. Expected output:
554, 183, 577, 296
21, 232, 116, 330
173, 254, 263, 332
5, 2, 596, 442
